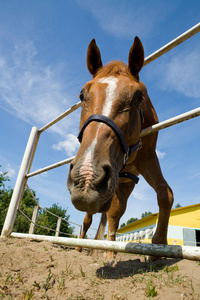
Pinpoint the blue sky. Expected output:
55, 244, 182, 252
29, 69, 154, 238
0, 0, 199, 237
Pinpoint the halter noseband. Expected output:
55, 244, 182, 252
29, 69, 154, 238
78, 113, 143, 184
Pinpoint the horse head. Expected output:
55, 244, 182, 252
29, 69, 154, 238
67, 37, 146, 214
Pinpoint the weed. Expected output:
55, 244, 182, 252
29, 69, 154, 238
57, 272, 65, 290
17, 270, 24, 283
101, 259, 107, 266
98, 269, 105, 279
90, 276, 96, 286
22, 288, 35, 300
5, 274, 14, 285
50, 255, 54, 262
163, 265, 179, 273
43, 268, 55, 292
146, 277, 157, 298
43, 246, 48, 252
65, 262, 73, 276
191, 280, 195, 293
33, 280, 41, 291
79, 265, 86, 278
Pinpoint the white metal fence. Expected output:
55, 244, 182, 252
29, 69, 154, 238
1, 23, 200, 259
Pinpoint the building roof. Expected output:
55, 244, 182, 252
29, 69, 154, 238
117, 202, 200, 233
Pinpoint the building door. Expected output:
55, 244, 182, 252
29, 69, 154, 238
196, 230, 200, 247
183, 228, 196, 246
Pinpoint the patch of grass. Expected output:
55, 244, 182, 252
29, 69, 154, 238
98, 269, 106, 279
43, 246, 48, 252
163, 264, 179, 273
65, 262, 75, 277
57, 271, 65, 290
90, 276, 96, 286
79, 265, 86, 278
33, 280, 41, 291
16, 270, 24, 283
22, 288, 35, 300
43, 268, 55, 292
146, 277, 157, 298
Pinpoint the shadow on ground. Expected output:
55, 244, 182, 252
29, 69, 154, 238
96, 256, 182, 279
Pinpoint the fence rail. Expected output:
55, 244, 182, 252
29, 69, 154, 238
11, 233, 200, 261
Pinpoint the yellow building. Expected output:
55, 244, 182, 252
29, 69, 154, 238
116, 203, 200, 246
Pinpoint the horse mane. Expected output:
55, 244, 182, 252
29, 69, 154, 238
95, 61, 131, 79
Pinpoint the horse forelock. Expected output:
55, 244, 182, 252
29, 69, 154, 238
95, 61, 131, 79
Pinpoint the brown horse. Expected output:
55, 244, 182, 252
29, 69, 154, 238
67, 37, 174, 257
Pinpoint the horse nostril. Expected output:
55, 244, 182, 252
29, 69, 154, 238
67, 162, 77, 190
69, 162, 73, 171
95, 165, 112, 192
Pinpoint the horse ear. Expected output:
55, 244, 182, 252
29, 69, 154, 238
128, 36, 144, 76
87, 39, 103, 76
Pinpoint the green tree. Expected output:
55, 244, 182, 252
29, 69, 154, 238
0, 182, 38, 233
0, 166, 11, 231
127, 217, 138, 225
0, 166, 9, 189
141, 211, 152, 219
120, 217, 138, 228
175, 203, 181, 208
0, 166, 74, 237
35, 203, 74, 237
13, 188, 38, 233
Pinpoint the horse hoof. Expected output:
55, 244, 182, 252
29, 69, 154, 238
103, 250, 116, 260
75, 246, 82, 252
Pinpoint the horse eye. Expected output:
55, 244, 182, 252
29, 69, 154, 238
137, 93, 144, 106
79, 91, 84, 101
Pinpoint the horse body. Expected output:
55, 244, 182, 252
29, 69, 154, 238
67, 37, 173, 256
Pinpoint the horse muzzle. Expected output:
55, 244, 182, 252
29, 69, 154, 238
67, 158, 116, 214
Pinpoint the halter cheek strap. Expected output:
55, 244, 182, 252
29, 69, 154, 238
78, 113, 142, 184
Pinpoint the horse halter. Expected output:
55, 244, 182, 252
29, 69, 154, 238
78, 110, 143, 184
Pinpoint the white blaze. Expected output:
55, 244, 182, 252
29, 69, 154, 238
98, 76, 118, 117
80, 76, 118, 191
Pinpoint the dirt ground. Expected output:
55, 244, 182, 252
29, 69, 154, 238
0, 237, 200, 300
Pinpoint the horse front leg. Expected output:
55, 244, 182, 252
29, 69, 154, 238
105, 181, 135, 259
75, 213, 92, 252
137, 151, 174, 246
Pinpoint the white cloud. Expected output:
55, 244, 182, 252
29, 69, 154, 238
52, 134, 79, 156
156, 150, 166, 159
6, 164, 16, 178
0, 40, 79, 134
77, 0, 177, 40
148, 48, 200, 99
189, 172, 200, 180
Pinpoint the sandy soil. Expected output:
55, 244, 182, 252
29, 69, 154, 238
0, 237, 199, 299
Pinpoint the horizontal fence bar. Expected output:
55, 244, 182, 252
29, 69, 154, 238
26, 156, 75, 178
26, 107, 200, 178
11, 233, 200, 261
144, 22, 200, 66
18, 209, 74, 237
39, 101, 82, 133
141, 107, 200, 137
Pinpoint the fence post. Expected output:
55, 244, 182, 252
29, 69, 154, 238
1, 127, 39, 238
29, 206, 39, 234
55, 217, 62, 237
78, 225, 82, 238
